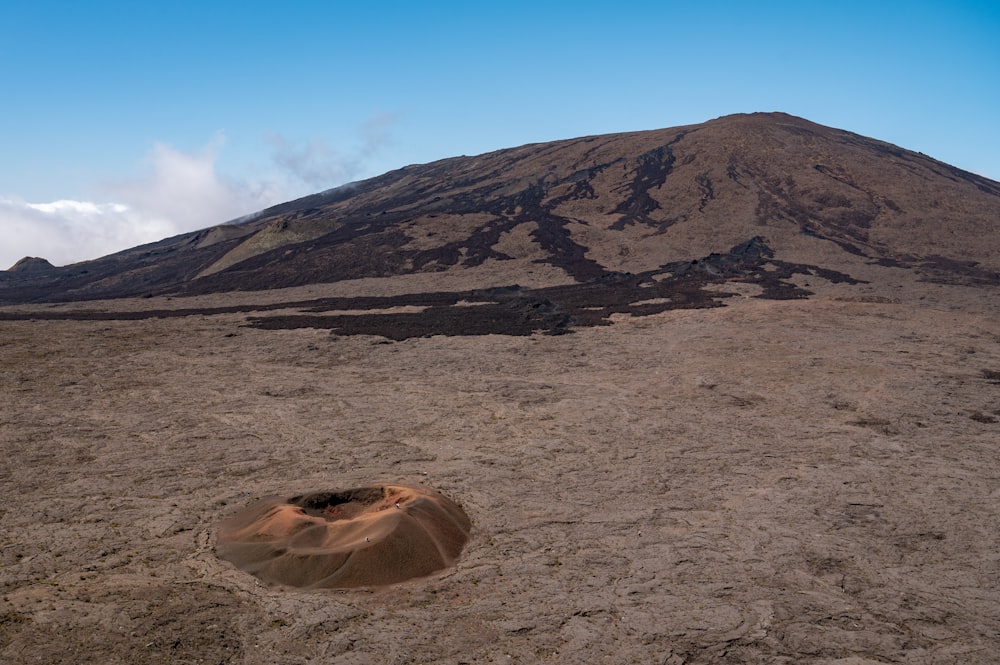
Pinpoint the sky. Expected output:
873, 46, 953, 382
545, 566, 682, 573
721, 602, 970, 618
1, 1, 997, 269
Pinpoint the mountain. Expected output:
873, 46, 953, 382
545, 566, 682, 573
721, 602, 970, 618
2, 112, 998, 333
4, 114, 1000, 662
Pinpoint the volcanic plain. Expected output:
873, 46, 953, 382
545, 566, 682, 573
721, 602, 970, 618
1, 113, 999, 663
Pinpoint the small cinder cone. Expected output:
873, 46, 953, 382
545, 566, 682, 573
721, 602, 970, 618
215, 484, 471, 589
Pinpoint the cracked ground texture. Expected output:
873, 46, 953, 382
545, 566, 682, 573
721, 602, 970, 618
2, 270, 999, 664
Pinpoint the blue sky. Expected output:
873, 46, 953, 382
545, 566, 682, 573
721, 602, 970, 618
1, 1, 997, 268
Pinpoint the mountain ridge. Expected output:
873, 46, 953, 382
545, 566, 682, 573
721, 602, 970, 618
2, 112, 998, 305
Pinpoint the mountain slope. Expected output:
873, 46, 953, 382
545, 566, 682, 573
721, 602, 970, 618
2, 112, 998, 305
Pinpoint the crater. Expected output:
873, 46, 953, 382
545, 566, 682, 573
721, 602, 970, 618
215, 484, 471, 589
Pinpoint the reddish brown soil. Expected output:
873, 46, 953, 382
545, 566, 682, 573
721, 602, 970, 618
215, 485, 471, 589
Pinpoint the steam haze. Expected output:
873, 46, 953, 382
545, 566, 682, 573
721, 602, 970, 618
267, 113, 397, 190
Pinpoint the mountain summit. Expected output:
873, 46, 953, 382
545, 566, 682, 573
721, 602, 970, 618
2, 112, 998, 307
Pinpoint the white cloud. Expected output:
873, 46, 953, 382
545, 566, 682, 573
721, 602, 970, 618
0, 116, 397, 271
0, 197, 176, 270
1, 138, 281, 270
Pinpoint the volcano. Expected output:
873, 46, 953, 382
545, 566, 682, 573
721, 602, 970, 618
1, 112, 997, 325
3, 114, 1000, 663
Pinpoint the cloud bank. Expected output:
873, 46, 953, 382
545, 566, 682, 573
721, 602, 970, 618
0, 117, 396, 270
0, 139, 272, 270
0, 198, 175, 270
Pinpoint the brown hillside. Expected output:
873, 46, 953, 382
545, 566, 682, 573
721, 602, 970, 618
1, 112, 998, 307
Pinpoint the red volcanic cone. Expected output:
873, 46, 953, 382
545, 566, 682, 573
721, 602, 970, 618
215, 484, 471, 589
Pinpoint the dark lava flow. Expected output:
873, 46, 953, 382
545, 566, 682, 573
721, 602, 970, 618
0, 238, 862, 340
